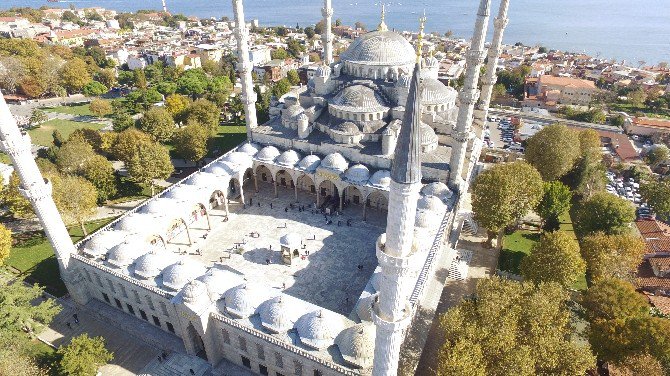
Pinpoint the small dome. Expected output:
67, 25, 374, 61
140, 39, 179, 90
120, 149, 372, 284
296, 155, 321, 172
165, 185, 204, 203
199, 269, 233, 299
276, 150, 302, 167
396, 74, 411, 88
344, 164, 370, 184
258, 296, 300, 333
331, 121, 361, 136
283, 104, 304, 119
222, 284, 265, 318
421, 182, 453, 202
237, 142, 260, 156
422, 78, 457, 105
182, 280, 209, 305
355, 293, 377, 322
332, 85, 388, 112
420, 122, 439, 147
316, 65, 330, 77
256, 146, 281, 162
280, 233, 302, 249
162, 260, 207, 291
320, 153, 349, 173
83, 230, 129, 258
223, 151, 253, 166
295, 310, 344, 350
134, 250, 175, 279
369, 170, 391, 189
415, 209, 437, 228
108, 241, 150, 268
417, 195, 446, 212
141, 198, 180, 215
205, 161, 234, 176
186, 172, 219, 189
335, 323, 376, 369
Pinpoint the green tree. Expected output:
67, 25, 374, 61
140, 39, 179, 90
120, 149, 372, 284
641, 179, 670, 219
645, 145, 670, 168
173, 122, 209, 163
184, 99, 220, 135
155, 80, 177, 96
536, 181, 572, 229
89, 98, 112, 117
139, 107, 175, 142
580, 232, 646, 281
112, 112, 135, 132
0, 280, 60, 333
272, 78, 292, 98
28, 109, 48, 127
525, 123, 580, 181
133, 69, 147, 89
472, 161, 544, 247
287, 70, 300, 85
271, 47, 289, 60
627, 88, 647, 108
69, 128, 104, 154
581, 278, 649, 323
126, 141, 173, 195
111, 128, 153, 163
95, 68, 117, 89
83, 155, 117, 203
0, 224, 10, 266
176, 68, 208, 98
304, 26, 315, 39
575, 192, 635, 236
520, 231, 585, 287
57, 334, 113, 376
164, 94, 190, 119
82, 81, 107, 97
286, 39, 305, 58
437, 278, 595, 376
55, 137, 96, 175
0, 172, 34, 218
53, 174, 98, 235
61, 10, 81, 23
60, 58, 91, 93
578, 129, 602, 160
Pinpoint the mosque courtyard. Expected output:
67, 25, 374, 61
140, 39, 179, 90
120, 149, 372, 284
163, 182, 387, 316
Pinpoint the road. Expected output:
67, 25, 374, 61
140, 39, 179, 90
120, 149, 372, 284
488, 108, 623, 133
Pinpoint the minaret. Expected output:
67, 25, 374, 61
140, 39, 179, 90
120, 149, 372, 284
232, 0, 258, 140
161, 0, 168, 13
476, 0, 510, 126
448, 0, 492, 190
321, 0, 334, 66
0, 91, 75, 275
371, 16, 425, 376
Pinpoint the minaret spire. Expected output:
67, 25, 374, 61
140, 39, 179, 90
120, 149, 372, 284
448, 0, 492, 190
476, 0, 510, 126
377, 3, 388, 31
232, 0, 258, 140
321, 0, 334, 66
371, 17, 424, 376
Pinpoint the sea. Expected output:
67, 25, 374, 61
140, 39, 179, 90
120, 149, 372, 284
3, 0, 670, 65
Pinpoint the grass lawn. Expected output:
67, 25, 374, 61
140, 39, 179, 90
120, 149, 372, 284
28, 119, 104, 147
5, 218, 115, 297
43, 103, 94, 117
105, 176, 152, 204
210, 124, 247, 156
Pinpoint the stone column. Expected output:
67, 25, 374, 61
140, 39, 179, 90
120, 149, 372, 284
321, 0, 334, 66
448, 0, 492, 190
253, 173, 258, 193
476, 0, 510, 127
232, 0, 258, 140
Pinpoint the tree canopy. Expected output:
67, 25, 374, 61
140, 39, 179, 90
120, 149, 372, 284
580, 232, 646, 281
138, 107, 175, 142
126, 141, 173, 196
53, 174, 98, 236
57, 334, 113, 376
641, 179, 670, 220
525, 123, 581, 181
536, 181, 572, 230
0, 224, 10, 266
581, 278, 649, 322
575, 192, 635, 235
520, 231, 585, 288
184, 99, 220, 135
89, 98, 112, 117
111, 128, 153, 164
173, 123, 209, 163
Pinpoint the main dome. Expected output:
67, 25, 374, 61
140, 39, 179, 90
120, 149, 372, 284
341, 30, 416, 67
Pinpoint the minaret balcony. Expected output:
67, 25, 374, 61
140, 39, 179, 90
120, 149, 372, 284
375, 233, 417, 277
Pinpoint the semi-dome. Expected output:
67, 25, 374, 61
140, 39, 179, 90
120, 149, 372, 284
258, 295, 300, 333
331, 122, 361, 136
162, 260, 207, 291
420, 122, 439, 148
276, 150, 301, 167
335, 323, 376, 368
256, 146, 281, 162
341, 30, 415, 67
296, 155, 321, 172
355, 293, 377, 322
331, 85, 388, 112
205, 161, 234, 176
295, 310, 344, 350
107, 241, 150, 268
422, 78, 457, 105
222, 151, 253, 166
369, 170, 391, 189
182, 280, 209, 305
283, 104, 304, 119
222, 283, 265, 318
417, 195, 447, 212
237, 142, 260, 156
186, 172, 219, 189
320, 153, 349, 173
83, 230, 129, 258
344, 164, 371, 184
421, 182, 453, 202
134, 250, 175, 279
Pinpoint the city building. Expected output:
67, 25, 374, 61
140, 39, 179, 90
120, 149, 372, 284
624, 117, 670, 137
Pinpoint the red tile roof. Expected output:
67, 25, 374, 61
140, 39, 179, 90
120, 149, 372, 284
539, 75, 596, 89
636, 258, 670, 291
597, 130, 639, 161
633, 117, 670, 130
636, 220, 670, 254
647, 294, 670, 315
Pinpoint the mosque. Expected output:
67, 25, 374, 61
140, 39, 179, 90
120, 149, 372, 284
0, 0, 510, 375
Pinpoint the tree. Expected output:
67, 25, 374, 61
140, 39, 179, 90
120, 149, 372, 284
82, 81, 107, 97
139, 107, 175, 142
89, 98, 112, 117
580, 232, 646, 281
0, 172, 33, 218
645, 145, 669, 168
0, 280, 60, 334
112, 112, 135, 132
95, 68, 117, 89
57, 334, 113, 376
628, 88, 647, 108
354, 21, 366, 30
520, 231, 585, 287
525, 123, 580, 181
491, 83, 506, 101
575, 192, 635, 236
61, 10, 80, 24
83, 155, 117, 203
29, 109, 48, 127
111, 128, 153, 164
55, 137, 96, 175
472, 161, 544, 247
578, 129, 602, 160
272, 78, 292, 98
60, 58, 91, 93
0, 56, 27, 93
612, 354, 664, 376
536, 181, 572, 230
271, 47, 289, 60
304, 26, 315, 39
184, 99, 220, 135
437, 278, 595, 376
0, 224, 10, 266
53, 174, 98, 236
173, 123, 209, 163
176, 68, 208, 98
581, 278, 649, 323
641, 179, 670, 219
286, 39, 305, 58
287, 70, 300, 85
164, 94, 190, 119
126, 141, 173, 195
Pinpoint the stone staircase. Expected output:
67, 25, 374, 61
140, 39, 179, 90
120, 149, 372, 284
447, 249, 473, 280
460, 212, 479, 235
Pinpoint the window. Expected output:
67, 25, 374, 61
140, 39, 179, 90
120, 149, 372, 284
83, 269, 92, 282
277, 373, 284, 376
133, 290, 141, 304
259, 365, 269, 375
239, 336, 247, 352
313, 370, 322, 376
107, 279, 116, 293
102, 292, 110, 303
139, 309, 148, 321
160, 301, 169, 316
310, 185, 315, 194
152, 315, 161, 327
126, 303, 135, 315
293, 360, 303, 376
146, 295, 155, 310
256, 343, 265, 360
166, 322, 175, 333
114, 298, 122, 309
241, 356, 251, 369
95, 274, 103, 287
119, 284, 128, 298
274, 352, 283, 368
222, 329, 231, 344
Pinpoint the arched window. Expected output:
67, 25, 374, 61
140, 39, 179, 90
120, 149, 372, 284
369, 114, 373, 121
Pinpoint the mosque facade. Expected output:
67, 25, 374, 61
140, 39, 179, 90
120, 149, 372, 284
0, 0, 511, 375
